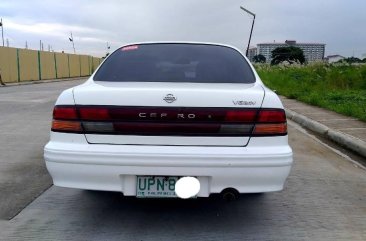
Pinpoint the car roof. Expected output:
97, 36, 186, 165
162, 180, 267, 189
118, 41, 244, 55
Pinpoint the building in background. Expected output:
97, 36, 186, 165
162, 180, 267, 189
247, 47, 257, 62
257, 40, 325, 63
324, 55, 345, 63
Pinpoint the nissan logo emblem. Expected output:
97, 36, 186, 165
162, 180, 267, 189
163, 94, 177, 103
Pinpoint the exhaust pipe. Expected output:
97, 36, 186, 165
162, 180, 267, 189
221, 188, 239, 201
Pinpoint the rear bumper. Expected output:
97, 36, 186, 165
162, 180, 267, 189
44, 136, 293, 197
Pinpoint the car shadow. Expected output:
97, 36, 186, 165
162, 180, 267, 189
10, 187, 289, 240
77, 190, 271, 231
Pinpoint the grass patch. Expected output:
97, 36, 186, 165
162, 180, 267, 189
256, 63, 366, 122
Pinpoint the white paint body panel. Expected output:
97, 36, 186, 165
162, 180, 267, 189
44, 133, 292, 196
73, 81, 264, 108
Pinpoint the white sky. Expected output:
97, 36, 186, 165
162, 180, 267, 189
1, 0, 365, 58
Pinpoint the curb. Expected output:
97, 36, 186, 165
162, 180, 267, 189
0, 77, 89, 87
286, 109, 366, 158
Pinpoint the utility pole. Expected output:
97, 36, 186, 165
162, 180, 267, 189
69, 32, 76, 54
6, 38, 9, 47
240, 6, 256, 57
0, 18, 4, 47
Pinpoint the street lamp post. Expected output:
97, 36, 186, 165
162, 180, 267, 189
240, 6, 256, 57
69, 32, 76, 54
0, 18, 4, 47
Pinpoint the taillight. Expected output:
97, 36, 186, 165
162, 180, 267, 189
51, 106, 82, 133
52, 120, 82, 132
257, 109, 286, 123
50, 106, 287, 136
253, 123, 287, 135
53, 106, 78, 120
252, 109, 287, 136
225, 110, 257, 122
79, 108, 110, 120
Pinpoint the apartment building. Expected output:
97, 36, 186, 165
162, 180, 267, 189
257, 40, 325, 63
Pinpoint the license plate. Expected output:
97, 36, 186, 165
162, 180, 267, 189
136, 176, 178, 198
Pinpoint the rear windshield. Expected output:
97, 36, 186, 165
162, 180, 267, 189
93, 43, 255, 84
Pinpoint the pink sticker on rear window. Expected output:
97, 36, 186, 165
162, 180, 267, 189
122, 45, 139, 51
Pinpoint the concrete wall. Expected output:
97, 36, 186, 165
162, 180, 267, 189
80, 55, 90, 77
18, 49, 39, 82
68, 54, 81, 78
40, 52, 56, 80
0, 46, 102, 83
55, 53, 69, 78
0, 47, 18, 83
92, 57, 102, 73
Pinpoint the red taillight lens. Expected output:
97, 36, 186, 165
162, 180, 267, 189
257, 109, 286, 123
225, 110, 257, 122
53, 106, 78, 120
79, 108, 110, 120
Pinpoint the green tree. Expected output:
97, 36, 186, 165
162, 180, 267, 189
271, 46, 305, 65
253, 54, 266, 63
345, 57, 362, 63
336, 57, 363, 64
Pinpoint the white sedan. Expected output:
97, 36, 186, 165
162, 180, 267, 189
44, 42, 293, 199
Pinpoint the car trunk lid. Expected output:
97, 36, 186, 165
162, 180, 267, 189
72, 81, 265, 146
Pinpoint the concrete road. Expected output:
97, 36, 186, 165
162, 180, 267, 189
0, 80, 365, 241
0, 79, 86, 220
